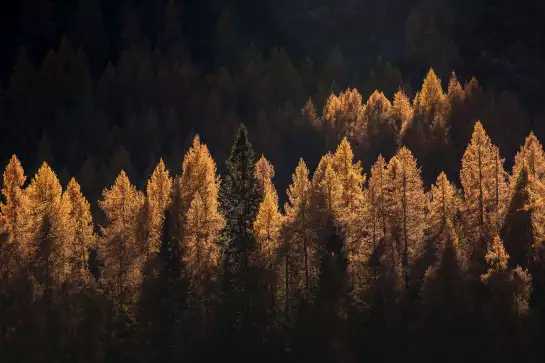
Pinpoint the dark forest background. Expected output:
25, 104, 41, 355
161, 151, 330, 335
1, 0, 545, 210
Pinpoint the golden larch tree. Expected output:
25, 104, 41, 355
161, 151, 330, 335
363, 90, 392, 136
1, 155, 30, 247
385, 147, 427, 286
145, 159, 173, 255
99, 170, 145, 306
512, 132, 545, 182
414, 68, 447, 129
26, 162, 70, 287
255, 154, 277, 200
392, 89, 414, 137
460, 121, 509, 242
178, 135, 224, 293
447, 72, 465, 103
428, 172, 459, 237
284, 158, 320, 305
63, 177, 95, 277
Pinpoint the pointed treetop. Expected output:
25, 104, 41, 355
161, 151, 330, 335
420, 68, 444, 104
3, 155, 26, 190
227, 124, 255, 169
285, 158, 310, 218
447, 71, 464, 102
255, 154, 275, 191
513, 131, 545, 181
485, 236, 509, 272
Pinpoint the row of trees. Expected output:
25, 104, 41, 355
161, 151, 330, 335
1, 121, 545, 362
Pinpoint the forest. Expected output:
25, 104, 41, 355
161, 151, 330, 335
2, 0, 545, 362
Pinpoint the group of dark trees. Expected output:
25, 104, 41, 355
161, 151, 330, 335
2, 0, 545, 362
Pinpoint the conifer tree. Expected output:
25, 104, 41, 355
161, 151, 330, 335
63, 178, 95, 277
284, 158, 320, 306
428, 172, 458, 237
392, 89, 414, 137
1, 155, 29, 247
26, 162, 70, 288
414, 68, 447, 129
253, 172, 284, 315
99, 170, 145, 307
420, 220, 472, 362
255, 154, 276, 195
460, 121, 509, 245
385, 147, 427, 286
502, 166, 541, 269
512, 131, 545, 182
218, 124, 264, 355
146, 159, 173, 255
481, 236, 532, 360
447, 72, 465, 104
178, 136, 224, 305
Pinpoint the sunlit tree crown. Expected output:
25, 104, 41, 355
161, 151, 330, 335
1, 155, 29, 245
63, 177, 95, 276
146, 158, 173, 254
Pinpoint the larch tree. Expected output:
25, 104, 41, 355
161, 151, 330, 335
255, 154, 276, 195
385, 147, 427, 286
392, 89, 414, 139
178, 135, 224, 296
414, 68, 447, 130
283, 158, 319, 308
428, 172, 459, 238
145, 159, 173, 255
1, 155, 30, 248
460, 121, 509, 247
26, 162, 70, 288
253, 168, 283, 315
99, 170, 145, 307
331, 138, 366, 290
63, 178, 95, 278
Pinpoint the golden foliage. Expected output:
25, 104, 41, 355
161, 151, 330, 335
178, 135, 224, 290
386, 147, 427, 265
1, 155, 29, 246
460, 121, 509, 238
484, 236, 509, 272
255, 154, 277, 199
99, 170, 145, 303
63, 178, 95, 277
428, 172, 459, 235
284, 158, 320, 303
146, 159, 173, 254
26, 162, 70, 285
392, 90, 414, 136
414, 68, 448, 129
363, 90, 392, 135
253, 184, 283, 266
447, 72, 465, 103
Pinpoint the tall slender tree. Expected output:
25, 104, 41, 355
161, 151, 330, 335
460, 121, 509, 248
1, 155, 29, 248
385, 147, 427, 286
63, 178, 95, 278
146, 159, 173, 255
99, 170, 145, 307
26, 162, 70, 288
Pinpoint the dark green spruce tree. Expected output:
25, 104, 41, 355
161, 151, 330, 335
218, 124, 270, 361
